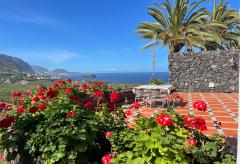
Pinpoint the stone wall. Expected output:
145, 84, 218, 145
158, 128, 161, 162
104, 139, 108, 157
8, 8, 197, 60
169, 50, 239, 92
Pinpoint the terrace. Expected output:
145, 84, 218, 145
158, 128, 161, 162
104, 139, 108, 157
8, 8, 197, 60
125, 92, 238, 155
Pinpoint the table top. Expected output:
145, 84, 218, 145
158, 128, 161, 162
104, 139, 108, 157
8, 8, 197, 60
133, 84, 172, 90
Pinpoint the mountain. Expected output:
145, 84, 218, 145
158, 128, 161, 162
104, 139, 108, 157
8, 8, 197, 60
51, 69, 68, 74
0, 54, 34, 74
31, 65, 49, 73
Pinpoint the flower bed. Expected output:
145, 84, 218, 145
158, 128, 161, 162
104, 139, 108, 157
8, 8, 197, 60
0, 80, 236, 164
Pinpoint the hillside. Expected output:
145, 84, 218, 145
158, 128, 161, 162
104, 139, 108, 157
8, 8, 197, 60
51, 69, 69, 74
0, 54, 34, 74
31, 65, 49, 73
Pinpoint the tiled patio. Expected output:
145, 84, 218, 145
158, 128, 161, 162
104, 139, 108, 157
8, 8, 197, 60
125, 92, 238, 155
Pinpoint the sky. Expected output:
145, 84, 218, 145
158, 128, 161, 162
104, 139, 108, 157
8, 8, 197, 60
0, 0, 239, 73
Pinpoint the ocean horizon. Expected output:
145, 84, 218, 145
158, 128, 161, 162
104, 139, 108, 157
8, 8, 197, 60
64, 72, 169, 84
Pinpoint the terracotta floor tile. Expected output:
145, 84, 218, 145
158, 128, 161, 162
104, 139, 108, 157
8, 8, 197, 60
176, 111, 190, 115
221, 123, 238, 129
202, 128, 217, 135
212, 112, 231, 117
205, 121, 215, 128
222, 129, 238, 136
215, 117, 236, 122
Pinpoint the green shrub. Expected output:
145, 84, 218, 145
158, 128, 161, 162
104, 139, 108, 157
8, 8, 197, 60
150, 79, 164, 85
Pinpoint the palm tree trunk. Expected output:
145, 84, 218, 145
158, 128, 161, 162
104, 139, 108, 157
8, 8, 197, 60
152, 47, 156, 79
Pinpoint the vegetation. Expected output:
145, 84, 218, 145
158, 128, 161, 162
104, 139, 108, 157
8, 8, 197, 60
150, 78, 164, 85
0, 80, 236, 163
135, 0, 240, 52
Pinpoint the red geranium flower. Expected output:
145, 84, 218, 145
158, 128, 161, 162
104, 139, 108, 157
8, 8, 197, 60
46, 90, 58, 98
107, 103, 115, 110
102, 154, 112, 164
187, 137, 197, 147
110, 92, 120, 102
84, 101, 94, 109
0, 102, 6, 109
16, 107, 24, 113
94, 81, 103, 86
93, 90, 103, 98
32, 96, 40, 102
124, 110, 132, 117
66, 111, 76, 118
156, 114, 173, 127
132, 102, 140, 109
65, 88, 72, 95
29, 107, 38, 113
70, 95, 79, 103
0, 116, 15, 128
193, 100, 207, 112
40, 96, 47, 100
72, 83, 79, 87
67, 78, 72, 83
39, 103, 46, 111
105, 131, 112, 139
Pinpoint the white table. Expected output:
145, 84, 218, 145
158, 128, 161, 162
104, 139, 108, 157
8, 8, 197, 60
132, 84, 172, 94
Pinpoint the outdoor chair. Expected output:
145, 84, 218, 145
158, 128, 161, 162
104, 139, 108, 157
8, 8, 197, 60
134, 88, 144, 102
145, 89, 168, 108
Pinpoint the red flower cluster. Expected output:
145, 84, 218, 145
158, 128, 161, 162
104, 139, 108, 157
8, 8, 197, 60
80, 83, 88, 91
66, 111, 76, 118
93, 90, 103, 98
0, 102, 10, 110
107, 103, 115, 111
193, 100, 207, 112
156, 114, 173, 127
70, 96, 79, 103
29, 107, 38, 113
0, 116, 14, 128
167, 93, 183, 102
110, 92, 120, 102
46, 90, 58, 98
39, 103, 46, 111
84, 101, 94, 109
32, 96, 40, 102
187, 137, 197, 147
67, 78, 72, 83
65, 88, 72, 95
124, 110, 132, 117
16, 107, 24, 113
102, 154, 112, 164
131, 102, 140, 109
183, 116, 207, 131
105, 131, 112, 139
94, 81, 103, 86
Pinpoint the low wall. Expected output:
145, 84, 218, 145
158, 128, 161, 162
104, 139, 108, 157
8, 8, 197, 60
169, 50, 239, 92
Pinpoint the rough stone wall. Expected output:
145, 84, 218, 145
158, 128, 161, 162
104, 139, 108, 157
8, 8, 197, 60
169, 50, 239, 92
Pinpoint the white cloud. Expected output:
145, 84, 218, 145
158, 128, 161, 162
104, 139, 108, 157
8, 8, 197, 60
44, 50, 85, 64
0, 11, 59, 27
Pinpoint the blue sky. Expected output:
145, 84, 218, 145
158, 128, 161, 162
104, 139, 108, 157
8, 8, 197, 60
0, 0, 239, 73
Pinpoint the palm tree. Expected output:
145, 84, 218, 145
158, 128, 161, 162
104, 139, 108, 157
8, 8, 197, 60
135, 0, 222, 53
152, 47, 156, 79
205, 0, 240, 50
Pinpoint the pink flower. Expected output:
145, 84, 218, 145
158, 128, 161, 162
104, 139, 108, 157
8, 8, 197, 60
105, 131, 112, 139
155, 114, 173, 127
187, 137, 197, 147
110, 92, 120, 103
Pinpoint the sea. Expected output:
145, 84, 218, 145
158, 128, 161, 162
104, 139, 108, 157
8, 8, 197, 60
64, 72, 169, 84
